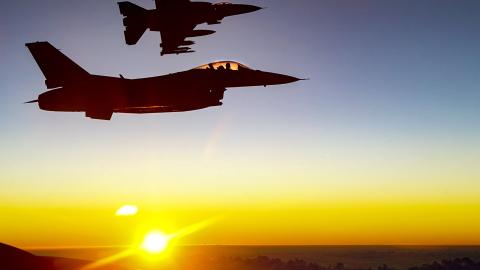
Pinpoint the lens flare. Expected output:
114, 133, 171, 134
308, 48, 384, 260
81, 217, 220, 269
141, 231, 170, 254
115, 205, 138, 216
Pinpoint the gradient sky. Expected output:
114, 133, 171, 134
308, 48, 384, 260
1, 0, 480, 247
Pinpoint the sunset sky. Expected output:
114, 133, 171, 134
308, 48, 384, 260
1, 0, 480, 247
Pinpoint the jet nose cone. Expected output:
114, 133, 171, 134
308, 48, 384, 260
224, 4, 262, 16
256, 71, 303, 86
241, 4, 263, 14
265, 73, 301, 85
278, 74, 301, 84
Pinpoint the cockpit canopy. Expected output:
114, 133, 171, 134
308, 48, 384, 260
213, 2, 232, 5
194, 61, 251, 71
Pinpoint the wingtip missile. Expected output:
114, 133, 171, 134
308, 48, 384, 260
187, 29, 216, 37
161, 48, 195, 55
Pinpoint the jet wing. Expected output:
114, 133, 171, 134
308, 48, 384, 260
159, 22, 196, 55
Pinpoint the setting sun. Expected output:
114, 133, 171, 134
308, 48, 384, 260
141, 231, 170, 254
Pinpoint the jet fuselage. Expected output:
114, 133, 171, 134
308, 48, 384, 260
36, 65, 300, 117
145, 2, 260, 31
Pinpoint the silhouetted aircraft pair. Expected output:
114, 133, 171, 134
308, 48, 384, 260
26, 0, 303, 120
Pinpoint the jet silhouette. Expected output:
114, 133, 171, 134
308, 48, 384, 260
118, 0, 262, 55
25, 42, 303, 120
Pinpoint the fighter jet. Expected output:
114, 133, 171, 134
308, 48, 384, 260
118, 0, 262, 55
25, 42, 303, 120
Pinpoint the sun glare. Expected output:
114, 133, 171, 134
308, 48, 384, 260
115, 205, 138, 216
141, 231, 170, 254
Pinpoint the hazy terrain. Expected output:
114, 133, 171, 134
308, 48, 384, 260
31, 245, 480, 269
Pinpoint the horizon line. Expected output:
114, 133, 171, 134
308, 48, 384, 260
23, 243, 480, 251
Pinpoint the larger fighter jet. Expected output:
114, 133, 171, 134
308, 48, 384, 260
25, 42, 303, 120
118, 0, 261, 55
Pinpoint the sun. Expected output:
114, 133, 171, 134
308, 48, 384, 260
140, 231, 170, 254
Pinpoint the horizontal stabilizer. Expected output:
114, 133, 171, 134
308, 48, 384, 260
124, 26, 147, 45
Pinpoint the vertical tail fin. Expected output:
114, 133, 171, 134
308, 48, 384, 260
25, 42, 89, 89
118, 1, 148, 45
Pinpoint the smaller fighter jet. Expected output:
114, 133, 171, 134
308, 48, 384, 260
118, 0, 262, 55
25, 42, 304, 120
